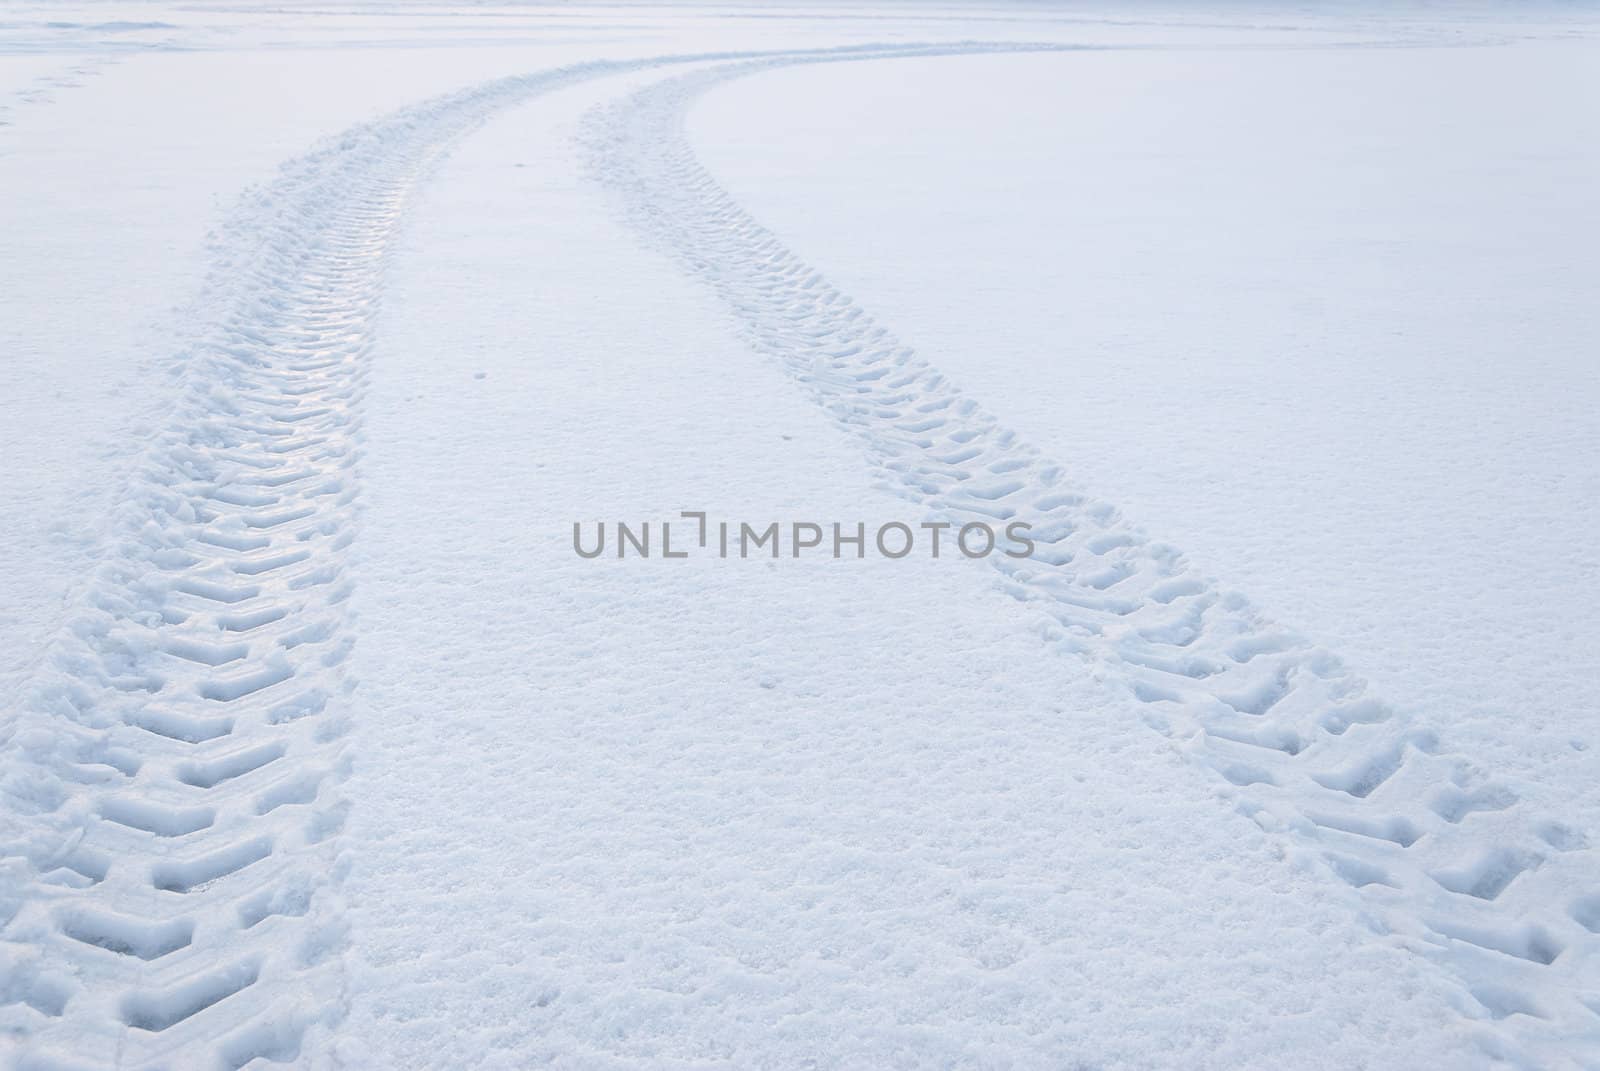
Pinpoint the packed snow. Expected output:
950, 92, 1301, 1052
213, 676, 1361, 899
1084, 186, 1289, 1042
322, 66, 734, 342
1, 3, 1596, 1070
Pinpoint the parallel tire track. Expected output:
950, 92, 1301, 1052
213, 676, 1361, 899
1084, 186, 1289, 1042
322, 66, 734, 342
585, 52, 1600, 1070
9, 34, 1577, 1070
0, 42, 1079, 1070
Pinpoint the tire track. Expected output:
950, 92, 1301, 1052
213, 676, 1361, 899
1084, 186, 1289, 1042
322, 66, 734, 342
0, 41, 1079, 1071
584, 51, 1600, 1069
0, 80, 461, 1071
1, 56, 615, 1071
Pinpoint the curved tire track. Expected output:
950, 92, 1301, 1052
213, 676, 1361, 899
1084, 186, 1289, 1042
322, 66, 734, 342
584, 51, 1600, 1070
0, 40, 1087, 1071
0, 69, 506, 1071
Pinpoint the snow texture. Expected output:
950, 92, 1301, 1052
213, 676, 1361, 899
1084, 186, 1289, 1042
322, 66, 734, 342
1, 4, 1596, 1070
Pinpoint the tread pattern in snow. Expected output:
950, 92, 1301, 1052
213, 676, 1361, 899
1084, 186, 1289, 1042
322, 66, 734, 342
585, 50, 1600, 1070
0, 57, 623, 1071
4, 33, 1592, 1070
0, 41, 1071, 1070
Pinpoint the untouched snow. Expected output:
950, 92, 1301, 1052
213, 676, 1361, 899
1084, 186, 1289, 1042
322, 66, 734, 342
1, 4, 1597, 1070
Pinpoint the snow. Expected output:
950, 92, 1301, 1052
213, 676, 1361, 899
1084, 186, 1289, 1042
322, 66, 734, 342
0, 33, 661, 710
1, 3, 1597, 1070
341, 75, 1475, 1069
690, 42, 1600, 800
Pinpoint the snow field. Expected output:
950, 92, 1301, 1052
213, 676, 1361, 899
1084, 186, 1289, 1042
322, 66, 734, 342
342, 68, 1479, 1067
0, 5, 1595, 1069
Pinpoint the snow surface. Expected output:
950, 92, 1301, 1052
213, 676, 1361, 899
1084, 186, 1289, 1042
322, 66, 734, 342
1, 4, 1597, 1070
690, 42, 1600, 798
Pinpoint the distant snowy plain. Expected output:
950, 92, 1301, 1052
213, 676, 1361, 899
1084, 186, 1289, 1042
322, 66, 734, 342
1, 3, 1597, 1069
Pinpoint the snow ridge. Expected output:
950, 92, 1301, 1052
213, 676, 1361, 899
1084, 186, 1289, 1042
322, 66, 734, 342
585, 51, 1600, 1069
